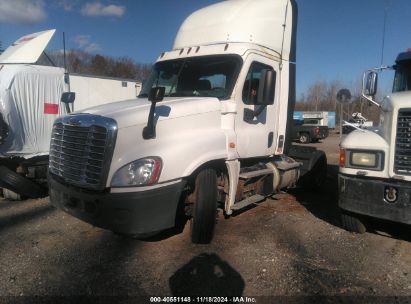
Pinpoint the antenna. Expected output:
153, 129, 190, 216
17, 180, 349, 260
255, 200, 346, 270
380, 0, 389, 66
62, 32, 72, 113
279, 0, 290, 69
63, 32, 67, 72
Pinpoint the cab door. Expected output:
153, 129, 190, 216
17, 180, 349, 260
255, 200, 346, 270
234, 55, 280, 158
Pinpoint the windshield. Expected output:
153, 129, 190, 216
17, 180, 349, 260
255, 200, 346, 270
139, 55, 242, 100
393, 60, 411, 92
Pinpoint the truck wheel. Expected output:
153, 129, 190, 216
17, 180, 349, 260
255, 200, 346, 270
190, 168, 218, 244
340, 211, 366, 234
0, 166, 45, 198
299, 133, 310, 144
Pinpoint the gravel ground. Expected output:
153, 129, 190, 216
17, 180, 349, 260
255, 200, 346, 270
1, 133, 411, 301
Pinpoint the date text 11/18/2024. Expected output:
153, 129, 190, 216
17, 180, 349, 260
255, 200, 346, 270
150, 297, 257, 303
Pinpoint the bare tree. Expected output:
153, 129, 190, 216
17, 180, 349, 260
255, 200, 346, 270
36, 49, 152, 83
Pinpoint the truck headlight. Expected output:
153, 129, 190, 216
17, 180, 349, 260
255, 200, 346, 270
351, 152, 376, 167
111, 157, 162, 187
346, 150, 384, 170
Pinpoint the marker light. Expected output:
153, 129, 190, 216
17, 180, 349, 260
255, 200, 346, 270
339, 148, 346, 167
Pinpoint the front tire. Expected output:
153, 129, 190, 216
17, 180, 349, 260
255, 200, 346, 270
340, 210, 366, 234
0, 166, 45, 198
190, 168, 218, 244
299, 133, 310, 144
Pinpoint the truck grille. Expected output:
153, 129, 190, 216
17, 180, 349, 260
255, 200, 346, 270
394, 108, 411, 175
49, 114, 117, 190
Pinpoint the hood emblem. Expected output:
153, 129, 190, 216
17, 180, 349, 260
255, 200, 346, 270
68, 118, 81, 126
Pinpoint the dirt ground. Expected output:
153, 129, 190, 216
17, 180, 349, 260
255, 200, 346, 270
1, 132, 411, 301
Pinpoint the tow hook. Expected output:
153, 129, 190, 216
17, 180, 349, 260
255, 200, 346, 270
384, 186, 398, 203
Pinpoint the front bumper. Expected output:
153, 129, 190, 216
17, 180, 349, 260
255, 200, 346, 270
49, 174, 186, 236
339, 174, 411, 225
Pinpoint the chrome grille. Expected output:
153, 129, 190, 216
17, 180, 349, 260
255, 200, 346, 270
49, 114, 117, 190
394, 108, 411, 175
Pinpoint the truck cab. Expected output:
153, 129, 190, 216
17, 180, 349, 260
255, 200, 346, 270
339, 49, 411, 233
48, 0, 325, 244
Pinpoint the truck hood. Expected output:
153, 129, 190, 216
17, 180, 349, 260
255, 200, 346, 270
341, 129, 388, 151
382, 91, 411, 112
76, 96, 222, 129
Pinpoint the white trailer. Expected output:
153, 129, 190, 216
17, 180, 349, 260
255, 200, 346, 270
49, 0, 326, 244
0, 29, 141, 199
301, 111, 329, 127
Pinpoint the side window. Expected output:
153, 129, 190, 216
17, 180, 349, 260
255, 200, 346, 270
242, 62, 275, 105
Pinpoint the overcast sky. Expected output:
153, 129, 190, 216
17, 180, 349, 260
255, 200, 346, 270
0, 0, 410, 97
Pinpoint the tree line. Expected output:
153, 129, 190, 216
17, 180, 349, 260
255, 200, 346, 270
296, 80, 381, 125
38, 49, 152, 81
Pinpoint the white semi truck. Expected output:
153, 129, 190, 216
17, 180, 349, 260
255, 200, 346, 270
48, 0, 326, 244
339, 49, 411, 233
0, 30, 141, 199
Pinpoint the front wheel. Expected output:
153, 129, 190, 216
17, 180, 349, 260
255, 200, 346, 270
340, 210, 366, 234
299, 133, 310, 144
190, 168, 218, 244
0, 166, 45, 198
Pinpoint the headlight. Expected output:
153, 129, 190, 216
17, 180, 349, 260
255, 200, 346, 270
111, 157, 162, 187
351, 152, 376, 167
346, 150, 384, 171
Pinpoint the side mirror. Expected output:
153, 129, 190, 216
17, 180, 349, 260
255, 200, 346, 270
61, 92, 75, 114
257, 69, 276, 105
61, 92, 75, 104
143, 87, 166, 140
148, 87, 165, 102
363, 71, 378, 97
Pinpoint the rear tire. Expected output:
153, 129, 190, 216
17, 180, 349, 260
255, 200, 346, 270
341, 211, 366, 234
190, 168, 218, 244
299, 133, 310, 144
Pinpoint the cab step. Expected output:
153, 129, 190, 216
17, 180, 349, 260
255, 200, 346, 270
231, 194, 265, 211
